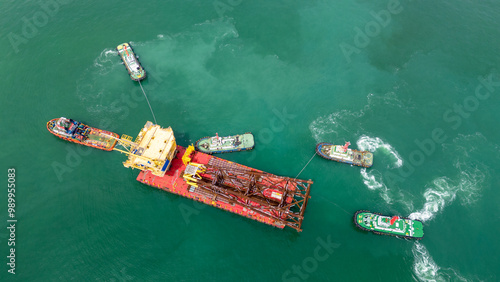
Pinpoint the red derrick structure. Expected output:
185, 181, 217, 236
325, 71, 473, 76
184, 161, 313, 232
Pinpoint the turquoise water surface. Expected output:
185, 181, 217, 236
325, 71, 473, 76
1, 0, 500, 281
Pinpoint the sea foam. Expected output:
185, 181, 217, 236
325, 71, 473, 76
409, 165, 485, 222
356, 135, 411, 207
360, 168, 391, 204
357, 135, 403, 168
412, 242, 468, 282
93, 48, 118, 75
309, 109, 365, 142
412, 242, 442, 281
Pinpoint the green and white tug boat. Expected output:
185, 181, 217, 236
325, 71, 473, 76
354, 211, 424, 240
116, 42, 146, 81
195, 133, 255, 154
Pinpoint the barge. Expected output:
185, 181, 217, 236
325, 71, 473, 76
115, 122, 313, 232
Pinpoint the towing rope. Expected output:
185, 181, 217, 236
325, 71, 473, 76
294, 152, 316, 179
319, 194, 351, 215
138, 80, 157, 124
294, 151, 351, 216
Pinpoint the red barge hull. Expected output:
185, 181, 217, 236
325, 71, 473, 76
137, 146, 310, 230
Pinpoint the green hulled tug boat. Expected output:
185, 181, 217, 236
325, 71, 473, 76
116, 42, 146, 81
316, 142, 373, 168
354, 211, 424, 240
195, 133, 254, 154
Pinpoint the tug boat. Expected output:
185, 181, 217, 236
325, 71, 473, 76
195, 133, 254, 154
47, 117, 119, 151
316, 142, 373, 168
116, 42, 146, 81
354, 211, 424, 240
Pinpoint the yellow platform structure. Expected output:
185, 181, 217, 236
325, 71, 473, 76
114, 121, 177, 177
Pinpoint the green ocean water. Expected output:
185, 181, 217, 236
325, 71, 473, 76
1, 0, 500, 280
